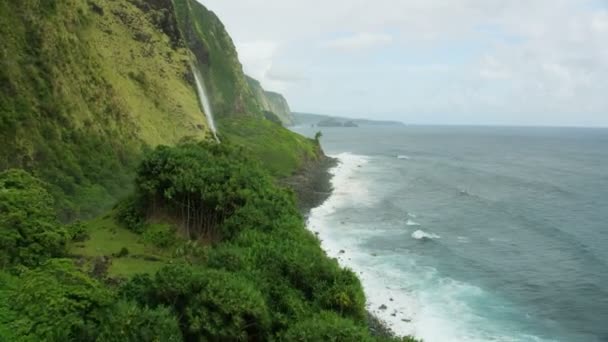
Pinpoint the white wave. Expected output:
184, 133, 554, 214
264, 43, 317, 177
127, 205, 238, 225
406, 219, 421, 226
305, 153, 544, 342
398, 155, 411, 160
457, 236, 470, 243
412, 230, 441, 240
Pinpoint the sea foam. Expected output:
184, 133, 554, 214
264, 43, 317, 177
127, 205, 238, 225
406, 219, 421, 226
306, 153, 524, 342
411, 230, 441, 240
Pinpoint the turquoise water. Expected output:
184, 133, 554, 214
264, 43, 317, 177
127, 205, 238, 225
294, 125, 608, 342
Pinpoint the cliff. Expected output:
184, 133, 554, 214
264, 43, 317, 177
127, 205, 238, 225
246, 76, 295, 126
0, 0, 209, 218
0, 0, 314, 218
0, 2, 421, 341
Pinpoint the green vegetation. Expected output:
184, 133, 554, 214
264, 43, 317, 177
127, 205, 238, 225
173, 0, 261, 119
1, 144, 419, 341
221, 117, 321, 177
0, 170, 67, 268
0, 0, 421, 340
0, 0, 209, 219
247, 76, 295, 126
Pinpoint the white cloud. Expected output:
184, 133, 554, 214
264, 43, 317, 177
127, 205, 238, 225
324, 33, 393, 51
265, 64, 307, 83
201, 0, 608, 126
235, 40, 278, 82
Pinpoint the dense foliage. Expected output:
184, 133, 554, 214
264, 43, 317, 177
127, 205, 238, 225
0, 0, 420, 340
173, 0, 262, 119
0, 0, 214, 219
0, 143, 420, 341
0, 169, 67, 268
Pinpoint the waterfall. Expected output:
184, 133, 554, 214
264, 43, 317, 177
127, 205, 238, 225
191, 64, 219, 142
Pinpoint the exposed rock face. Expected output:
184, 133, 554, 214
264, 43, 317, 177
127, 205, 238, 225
173, 0, 263, 118
264, 91, 294, 126
246, 76, 295, 126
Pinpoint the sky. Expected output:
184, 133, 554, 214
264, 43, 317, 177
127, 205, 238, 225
200, 0, 608, 127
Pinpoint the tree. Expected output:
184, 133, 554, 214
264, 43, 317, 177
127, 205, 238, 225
0, 169, 67, 268
314, 131, 323, 143
97, 301, 182, 342
6, 259, 113, 341
281, 311, 375, 341
122, 265, 270, 341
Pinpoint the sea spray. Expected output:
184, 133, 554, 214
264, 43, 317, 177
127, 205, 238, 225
191, 64, 220, 142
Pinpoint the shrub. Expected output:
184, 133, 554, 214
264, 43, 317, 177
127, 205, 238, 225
115, 195, 146, 233
67, 220, 89, 242
281, 311, 374, 341
116, 247, 130, 258
6, 259, 113, 340
122, 265, 270, 341
315, 268, 367, 321
97, 301, 182, 342
143, 223, 177, 248
0, 169, 67, 268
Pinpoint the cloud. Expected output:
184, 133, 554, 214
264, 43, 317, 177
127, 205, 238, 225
324, 32, 393, 51
479, 56, 511, 80
265, 64, 307, 83
201, 0, 608, 126
235, 41, 278, 81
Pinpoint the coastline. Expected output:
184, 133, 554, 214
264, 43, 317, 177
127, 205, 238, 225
286, 152, 403, 339
282, 154, 338, 215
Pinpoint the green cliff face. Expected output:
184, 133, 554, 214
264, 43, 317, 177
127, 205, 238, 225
0, 0, 315, 218
173, 0, 262, 118
246, 76, 295, 126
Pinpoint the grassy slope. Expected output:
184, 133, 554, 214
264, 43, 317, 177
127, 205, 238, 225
69, 214, 170, 278
86, 0, 210, 145
174, 0, 318, 177
0, 0, 318, 220
0, 0, 209, 219
220, 118, 319, 178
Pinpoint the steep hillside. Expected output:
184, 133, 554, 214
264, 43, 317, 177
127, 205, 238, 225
0, 0, 211, 218
0, 0, 316, 218
0, 2, 422, 341
247, 76, 295, 126
173, 0, 261, 118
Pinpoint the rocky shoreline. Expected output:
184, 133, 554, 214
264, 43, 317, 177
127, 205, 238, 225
282, 154, 337, 215
284, 153, 400, 339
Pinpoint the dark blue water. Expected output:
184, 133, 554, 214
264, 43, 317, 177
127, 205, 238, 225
295, 125, 608, 342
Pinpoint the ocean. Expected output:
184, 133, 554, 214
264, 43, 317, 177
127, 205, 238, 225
292, 125, 608, 342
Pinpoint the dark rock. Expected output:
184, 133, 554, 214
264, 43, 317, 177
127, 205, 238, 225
367, 311, 396, 338
390, 298, 394, 301
90, 256, 111, 279
402, 318, 412, 323
339, 250, 345, 254
281, 155, 337, 215
89, 1, 104, 15
379, 304, 388, 310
